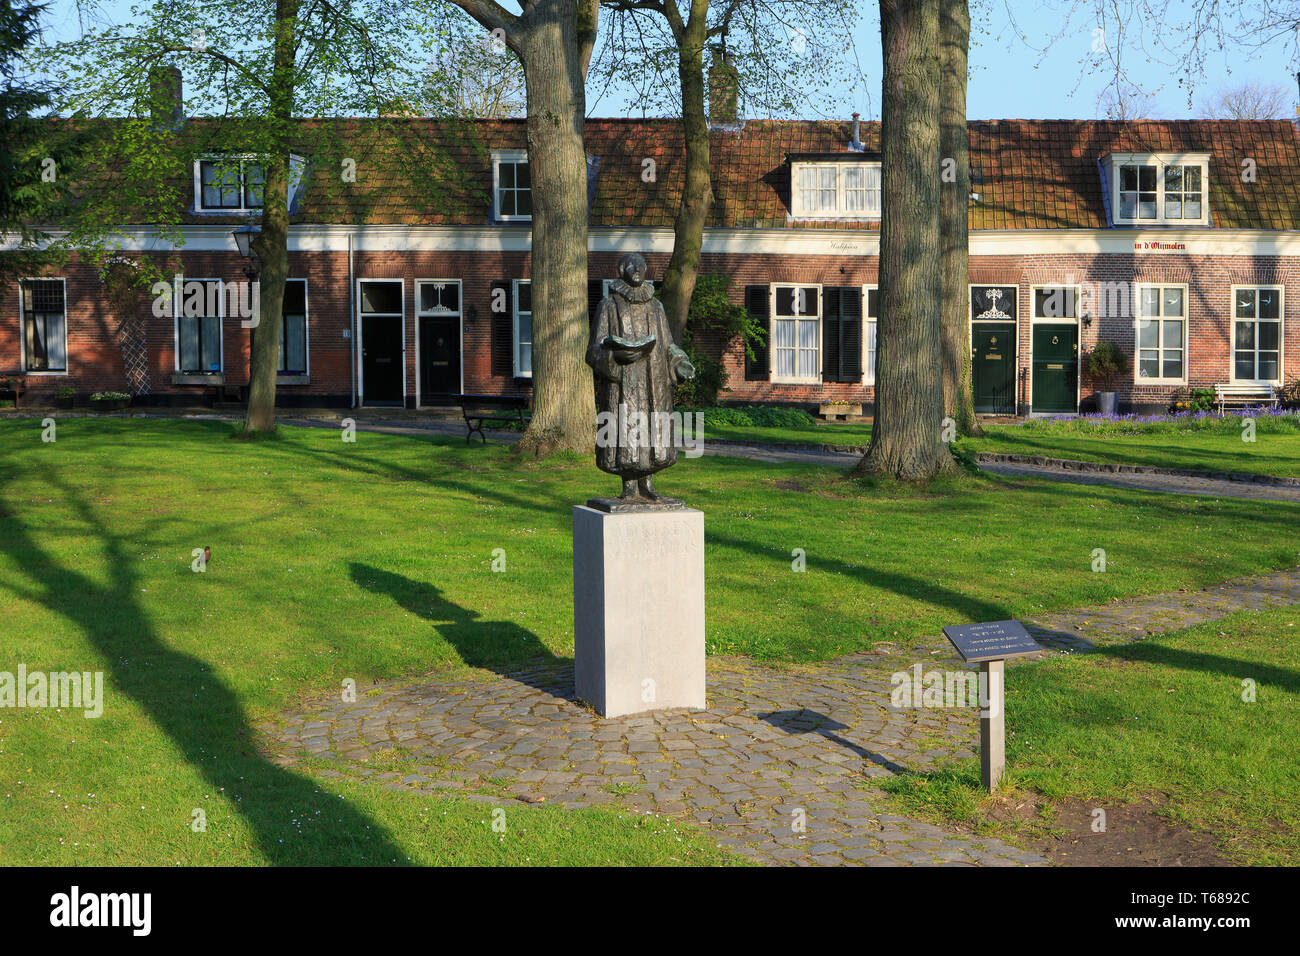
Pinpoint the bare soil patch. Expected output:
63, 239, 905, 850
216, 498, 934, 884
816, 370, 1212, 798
986, 791, 1228, 866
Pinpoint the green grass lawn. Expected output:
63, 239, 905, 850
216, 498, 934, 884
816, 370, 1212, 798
2, 417, 1299, 865
968, 417, 1300, 479
881, 603, 1300, 865
699, 411, 1300, 479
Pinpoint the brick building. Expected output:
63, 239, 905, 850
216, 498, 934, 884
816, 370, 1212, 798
5, 115, 1299, 415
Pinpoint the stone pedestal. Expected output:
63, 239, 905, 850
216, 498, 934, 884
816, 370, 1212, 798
573, 505, 705, 718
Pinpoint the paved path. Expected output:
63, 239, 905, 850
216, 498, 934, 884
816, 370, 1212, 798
980, 460, 1300, 503
268, 654, 1044, 867
265, 565, 1300, 867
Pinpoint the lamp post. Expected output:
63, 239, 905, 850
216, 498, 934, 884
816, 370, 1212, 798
231, 221, 261, 280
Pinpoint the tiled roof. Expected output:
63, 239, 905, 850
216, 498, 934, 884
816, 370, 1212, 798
965, 119, 1300, 230
77, 116, 1300, 231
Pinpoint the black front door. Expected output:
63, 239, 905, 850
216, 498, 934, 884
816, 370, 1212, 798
420, 316, 460, 405
971, 322, 1016, 415
362, 314, 403, 405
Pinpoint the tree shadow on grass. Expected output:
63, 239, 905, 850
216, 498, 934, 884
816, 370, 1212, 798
0, 465, 408, 866
347, 562, 576, 699
273, 435, 1019, 636
1054, 637, 1300, 696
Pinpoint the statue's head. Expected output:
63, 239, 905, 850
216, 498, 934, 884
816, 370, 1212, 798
617, 253, 648, 287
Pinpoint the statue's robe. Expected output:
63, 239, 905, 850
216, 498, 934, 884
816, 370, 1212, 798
586, 280, 687, 478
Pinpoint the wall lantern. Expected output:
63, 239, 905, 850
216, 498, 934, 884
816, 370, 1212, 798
231, 220, 261, 280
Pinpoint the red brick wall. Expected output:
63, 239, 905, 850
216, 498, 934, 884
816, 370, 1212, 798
4, 246, 1297, 411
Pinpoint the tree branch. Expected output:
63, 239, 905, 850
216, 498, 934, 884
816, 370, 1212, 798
446, 0, 522, 45
150, 46, 271, 96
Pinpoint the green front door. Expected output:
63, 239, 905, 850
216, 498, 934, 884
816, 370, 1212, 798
972, 322, 1016, 414
1032, 324, 1078, 413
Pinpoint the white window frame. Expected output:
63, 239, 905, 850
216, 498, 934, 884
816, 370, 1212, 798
1230, 285, 1284, 384
512, 278, 532, 378
790, 161, 881, 220
493, 150, 531, 223
415, 279, 463, 402
769, 282, 822, 385
193, 156, 265, 213
172, 277, 225, 375
18, 277, 69, 375
1134, 283, 1189, 385
279, 278, 310, 378
1110, 152, 1210, 227
863, 284, 878, 386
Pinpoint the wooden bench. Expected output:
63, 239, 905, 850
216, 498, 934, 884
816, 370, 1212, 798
1214, 383, 1277, 414
453, 393, 531, 444
0, 372, 25, 409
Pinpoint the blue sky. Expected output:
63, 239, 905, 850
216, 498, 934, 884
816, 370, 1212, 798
36, 0, 1300, 121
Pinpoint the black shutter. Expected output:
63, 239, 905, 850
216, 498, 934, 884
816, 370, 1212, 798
588, 279, 605, 335
744, 284, 770, 380
822, 287, 841, 383
839, 287, 863, 382
490, 280, 514, 378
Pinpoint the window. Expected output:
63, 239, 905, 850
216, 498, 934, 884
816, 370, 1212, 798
512, 279, 532, 377
770, 283, 820, 383
176, 279, 223, 374
279, 280, 307, 376
21, 279, 67, 372
418, 280, 461, 317
1136, 285, 1186, 381
1233, 286, 1282, 382
196, 158, 264, 211
494, 151, 531, 221
791, 162, 881, 219
1033, 286, 1078, 320
1162, 165, 1203, 220
1111, 154, 1209, 225
865, 286, 879, 385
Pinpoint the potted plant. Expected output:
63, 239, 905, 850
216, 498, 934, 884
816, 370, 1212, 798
90, 390, 132, 412
1087, 341, 1129, 415
54, 385, 75, 409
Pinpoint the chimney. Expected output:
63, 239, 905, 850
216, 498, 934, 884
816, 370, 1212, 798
707, 44, 739, 128
851, 111, 861, 150
148, 65, 183, 130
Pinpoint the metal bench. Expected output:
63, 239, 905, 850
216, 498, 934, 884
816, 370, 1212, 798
1214, 383, 1277, 415
453, 393, 531, 444
0, 372, 25, 409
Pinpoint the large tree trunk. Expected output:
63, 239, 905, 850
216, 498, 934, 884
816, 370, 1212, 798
245, 151, 289, 434
658, 2, 712, 346
939, 0, 982, 436
853, 0, 955, 481
514, 1, 598, 457
450, 0, 598, 456
243, 0, 298, 436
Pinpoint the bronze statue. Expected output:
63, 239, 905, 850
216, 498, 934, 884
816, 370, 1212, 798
586, 253, 695, 511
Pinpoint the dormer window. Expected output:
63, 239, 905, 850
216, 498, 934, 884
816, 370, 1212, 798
1110, 153, 1209, 226
193, 154, 308, 214
196, 157, 263, 212
493, 150, 531, 222
790, 159, 881, 220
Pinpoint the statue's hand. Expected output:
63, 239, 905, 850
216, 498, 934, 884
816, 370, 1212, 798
676, 357, 696, 381
613, 350, 641, 366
